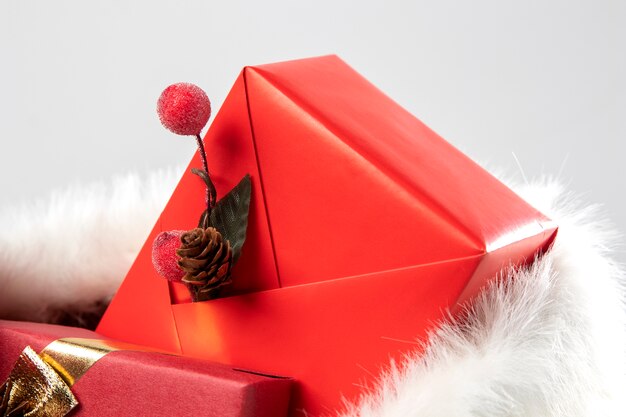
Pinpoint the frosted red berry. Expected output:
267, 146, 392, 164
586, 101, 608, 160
157, 83, 211, 136
152, 230, 186, 282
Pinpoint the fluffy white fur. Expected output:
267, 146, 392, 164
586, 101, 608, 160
0, 167, 181, 321
339, 179, 626, 417
0, 170, 624, 416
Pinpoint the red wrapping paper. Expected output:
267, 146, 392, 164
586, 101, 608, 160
0, 320, 292, 417
98, 55, 557, 416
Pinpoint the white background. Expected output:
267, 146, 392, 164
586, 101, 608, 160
1, 1, 624, 257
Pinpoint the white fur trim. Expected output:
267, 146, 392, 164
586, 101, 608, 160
338, 179, 626, 417
0, 167, 180, 321
0, 171, 624, 416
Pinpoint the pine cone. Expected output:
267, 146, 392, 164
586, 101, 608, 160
176, 227, 233, 300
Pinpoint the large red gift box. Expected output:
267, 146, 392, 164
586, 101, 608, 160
0, 320, 292, 416
98, 55, 557, 416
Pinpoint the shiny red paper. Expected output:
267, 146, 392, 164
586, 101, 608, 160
0, 320, 292, 417
98, 55, 557, 416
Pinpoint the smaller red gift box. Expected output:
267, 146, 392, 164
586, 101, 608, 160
0, 320, 292, 417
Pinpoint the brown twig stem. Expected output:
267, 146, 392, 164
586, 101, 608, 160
195, 134, 217, 215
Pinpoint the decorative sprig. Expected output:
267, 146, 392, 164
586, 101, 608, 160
151, 83, 251, 302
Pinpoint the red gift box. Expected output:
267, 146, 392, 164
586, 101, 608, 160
98, 55, 557, 416
0, 320, 292, 416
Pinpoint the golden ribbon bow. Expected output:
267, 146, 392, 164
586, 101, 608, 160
1, 338, 147, 417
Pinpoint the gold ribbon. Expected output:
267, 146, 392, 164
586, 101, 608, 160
1, 338, 159, 417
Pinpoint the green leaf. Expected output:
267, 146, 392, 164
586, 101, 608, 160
209, 175, 252, 263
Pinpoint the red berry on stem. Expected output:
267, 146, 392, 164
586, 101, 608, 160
152, 230, 186, 282
157, 83, 211, 136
